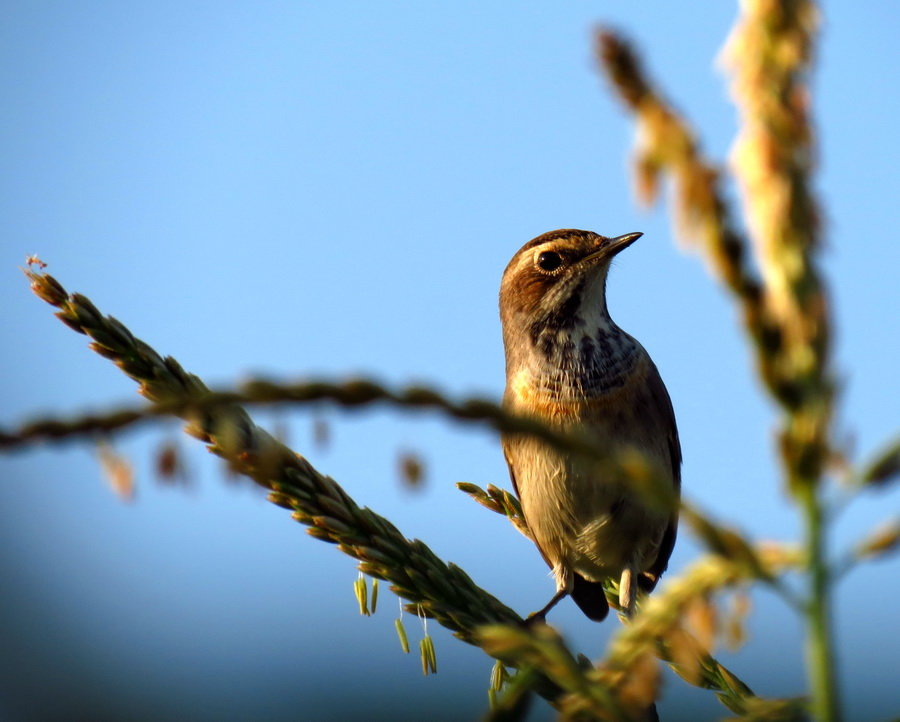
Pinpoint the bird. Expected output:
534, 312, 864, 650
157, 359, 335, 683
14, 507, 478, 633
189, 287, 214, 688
499, 228, 681, 623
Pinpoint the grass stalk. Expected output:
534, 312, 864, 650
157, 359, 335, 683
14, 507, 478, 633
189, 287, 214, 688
799, 486, 840, 721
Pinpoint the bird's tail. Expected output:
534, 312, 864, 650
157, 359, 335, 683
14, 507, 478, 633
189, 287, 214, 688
570, 574, 609, 622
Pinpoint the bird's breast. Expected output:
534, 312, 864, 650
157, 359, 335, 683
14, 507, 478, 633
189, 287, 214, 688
503, 346, 675, 582
504, 340, 675, 504
507, 327, 647, 417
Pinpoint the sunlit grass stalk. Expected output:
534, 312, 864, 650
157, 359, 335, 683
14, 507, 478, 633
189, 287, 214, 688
724, 3, 837, 719
23, 268, 765, 717
0, 365, 672, 514
15, 269, 610, 713
597, 3, 840, 717
798, 485, 838, 721
0, 375, 664, 512
600, 556, 805, 719
478, 624, 628, 720
21, 271, 533, 659
1, 334, 795, 594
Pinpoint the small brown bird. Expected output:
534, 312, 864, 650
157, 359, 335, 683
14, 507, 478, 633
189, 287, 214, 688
500, 229, 681, 622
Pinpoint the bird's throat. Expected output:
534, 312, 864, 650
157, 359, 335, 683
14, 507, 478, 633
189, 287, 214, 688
504, 270, 643, 401
522, 320, 640, 399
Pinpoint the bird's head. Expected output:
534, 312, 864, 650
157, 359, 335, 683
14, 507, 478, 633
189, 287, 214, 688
499, 229, 642, 353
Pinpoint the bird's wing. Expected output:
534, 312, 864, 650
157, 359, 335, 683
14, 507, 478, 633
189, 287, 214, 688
501, 439, 521, 500
642, 359, 682, 590
502, 438, 556, 568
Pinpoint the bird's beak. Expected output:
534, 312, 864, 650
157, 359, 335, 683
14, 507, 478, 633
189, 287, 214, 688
582, 232, 643, 263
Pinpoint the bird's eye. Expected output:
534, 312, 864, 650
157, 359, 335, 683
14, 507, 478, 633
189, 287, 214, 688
537, 251, 563, 272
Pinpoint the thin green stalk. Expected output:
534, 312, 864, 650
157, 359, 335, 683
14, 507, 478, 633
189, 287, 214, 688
799, 486, 840, 722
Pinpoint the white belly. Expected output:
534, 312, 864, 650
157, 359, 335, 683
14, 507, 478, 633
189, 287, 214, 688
509, 434, 668, 590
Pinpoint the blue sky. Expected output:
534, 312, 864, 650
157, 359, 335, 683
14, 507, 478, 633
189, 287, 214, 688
1, 3, 898, 720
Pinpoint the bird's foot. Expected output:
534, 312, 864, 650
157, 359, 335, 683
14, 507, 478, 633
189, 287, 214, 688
521, 588, 568, 627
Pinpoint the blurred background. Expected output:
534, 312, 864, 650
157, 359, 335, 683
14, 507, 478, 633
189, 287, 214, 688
1, 2, 897, 720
